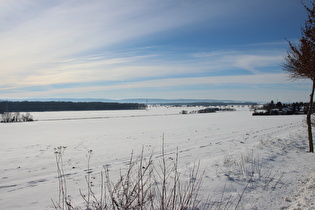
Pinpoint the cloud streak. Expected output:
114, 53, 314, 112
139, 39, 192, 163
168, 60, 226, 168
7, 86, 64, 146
1, 72, 309, 98
0, 47, 285, 87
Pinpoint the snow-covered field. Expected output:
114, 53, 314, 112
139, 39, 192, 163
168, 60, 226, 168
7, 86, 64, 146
0, 106, 314, 209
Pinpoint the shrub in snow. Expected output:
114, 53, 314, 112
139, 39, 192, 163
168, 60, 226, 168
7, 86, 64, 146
220, 150, 285, 190
52, 145, 204, 210
1, 112, 33, 123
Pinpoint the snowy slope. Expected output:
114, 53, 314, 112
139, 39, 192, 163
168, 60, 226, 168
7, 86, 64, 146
0, 106, 314, 209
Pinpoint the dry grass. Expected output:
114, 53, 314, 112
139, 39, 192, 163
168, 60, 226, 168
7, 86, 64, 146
52, 142, 203, 210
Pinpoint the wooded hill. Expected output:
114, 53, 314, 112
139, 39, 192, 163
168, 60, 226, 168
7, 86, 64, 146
0, 101, 147, 113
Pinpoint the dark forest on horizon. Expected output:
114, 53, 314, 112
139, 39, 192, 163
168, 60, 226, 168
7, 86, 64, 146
0, 101, 147, 113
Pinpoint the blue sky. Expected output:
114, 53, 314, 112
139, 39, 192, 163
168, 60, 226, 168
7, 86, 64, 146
0, 0, 312, 102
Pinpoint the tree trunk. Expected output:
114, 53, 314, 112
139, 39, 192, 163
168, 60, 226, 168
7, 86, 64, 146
307, 79, 315, 153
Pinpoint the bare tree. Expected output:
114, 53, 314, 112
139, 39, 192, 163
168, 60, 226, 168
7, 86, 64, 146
283, 1, 315, 152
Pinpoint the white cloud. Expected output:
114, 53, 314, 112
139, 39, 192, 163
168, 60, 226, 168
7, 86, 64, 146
233, 54, 283, 74
191, 49, 285, 74
107, 73, 297, 89
0, 0, 307, 101
1, 0, 224, 87
1, 73, 310, 102
0, 46, 287, 88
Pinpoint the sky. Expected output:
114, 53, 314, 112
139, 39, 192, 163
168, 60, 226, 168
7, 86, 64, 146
0, 0, 312, 102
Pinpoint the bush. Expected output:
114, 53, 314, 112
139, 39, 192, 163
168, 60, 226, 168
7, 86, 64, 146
219, 150, 285, 190
1, 112, 33, 123
1, 112, 34, 123
52, 144, 203, 210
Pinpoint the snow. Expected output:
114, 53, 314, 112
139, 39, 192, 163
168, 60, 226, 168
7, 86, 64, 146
288, 171, 315, 210
0, 106, 314, 209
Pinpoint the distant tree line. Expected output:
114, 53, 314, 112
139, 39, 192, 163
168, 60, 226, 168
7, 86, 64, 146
180, 107, 236, 114
166, 102, 257, 107
0, 101, 147, 113
180, 108, 218, 114
252, 100, 308, 116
